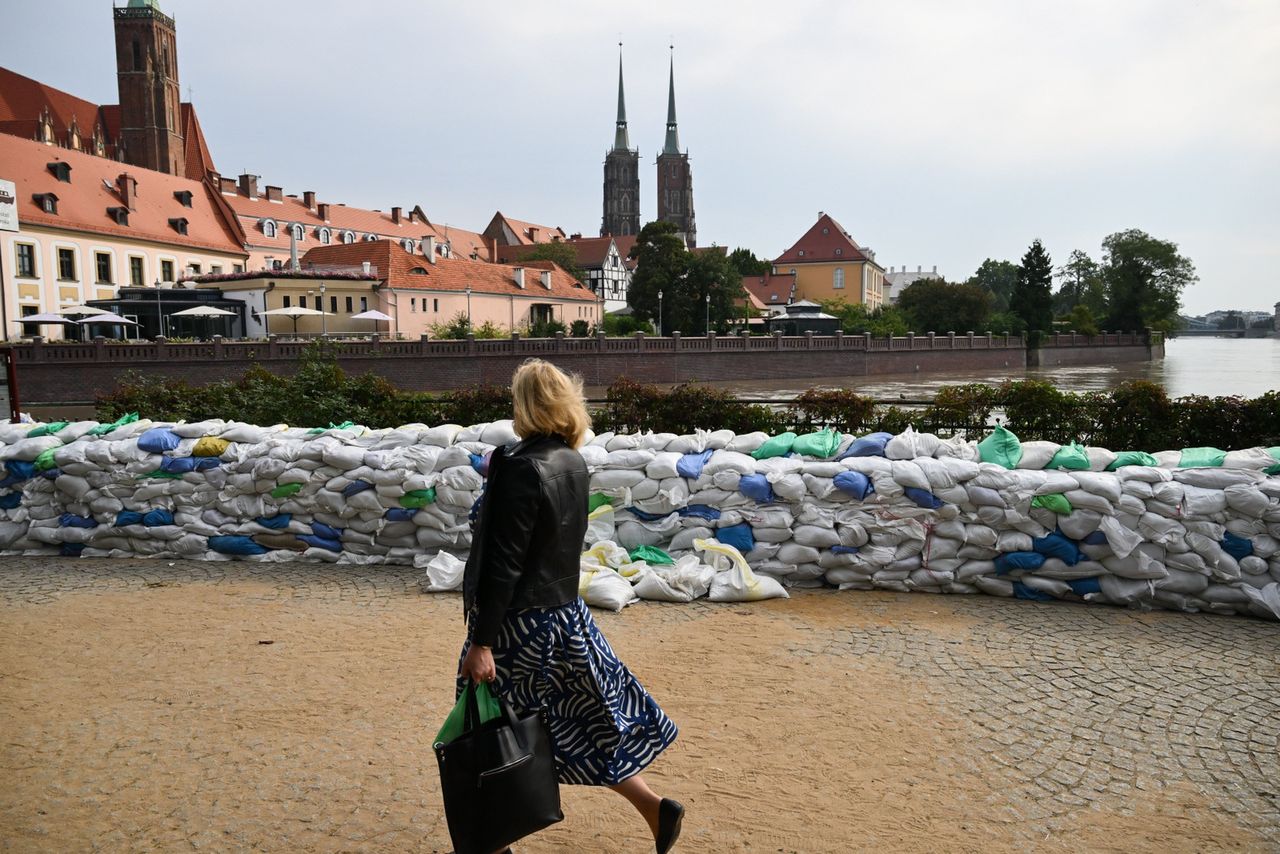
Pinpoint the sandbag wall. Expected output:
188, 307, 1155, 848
1, 417, 1278, 621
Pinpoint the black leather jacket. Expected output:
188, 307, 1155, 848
462, 434, 588, 647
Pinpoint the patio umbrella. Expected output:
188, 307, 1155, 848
58, 304, 108, 315
76, 312, 139, 339
350, 308, 392, 337
13, 313, 74, 324
260, 305, 328, 336
171, 305, 237, 339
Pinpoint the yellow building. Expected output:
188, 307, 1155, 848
772, 212, 885, 310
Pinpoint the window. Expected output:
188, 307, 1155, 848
20, 305, 42, 337
188, 263, 201, 275
129, 257, 144, 286
57, 247, 76, 280
433, 298, 439, 312
318, 227, 331, 245
283, 295, 292, 308
95, 252, 112, 284
173, 190, 193, 207
233, 264, 244, 273
833, 268, 845, 290
289, 224, 304, 241
342, 231, 355, 244
822, 227, 829, 235
132, 39, 142, 71
410, 298, 417, 312
403, 239, 414, 252
160, 259, 174, 282
108, 206, 129, 225
365, 233, 378, 242
168, 217, 189, 235
345, 296, 353, 313
47, 162, 71, 182
835, 248, 843, 256
262, 220, 277, 238
797, 250, 805, 257
329, 296, 337, 313
360, 297, 368, 312
35, 193, 58, 214
15, 244, 36, 278
211, 265, 222, 275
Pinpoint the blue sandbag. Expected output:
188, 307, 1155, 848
311, 522, 344, 541
678, 504, 721, 522
5, 461, 36, 482
830, 545, 860, 555
60, 543, 85, 556
297, 534, 343, 552
1221, 532, 1253, 560
738, 473, 775, 503
903, 487, 944, 510
833, 471, 874, 500
159, 456, 221, 474
115, 510, 144, 526
1068, 578, 1103, 596
59, 513, 98, 529
384, 508, 417, 522
142, 508, 175, 527
715, 523, 754, 554
1082, 531, 1108, 546
1013, 581, 1055, 601
1032, 532, 1084, 566
208, 535, 269, 556
626, 507, 673, 522
837, 432, 893, 460
40, 467, 61, 479
137, 427, 181, 454
676, 450, 714, 479
0, 492, 20, 510
995, 552, 1046, 575
255, 514, 292, 530
342, 480, 373, 497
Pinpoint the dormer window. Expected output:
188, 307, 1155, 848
318, 227, 331, 244
47, 162, 72, 182
797, 250, 805, 257
835, 248, 843, 256
173, 190, 193, 207
342, 230, 355, 244
261, 219, 277, 238
33, 193, 58, 214
169, 217, 189, 235
365, 233, 378, 242
410, 266, 428, 275
822, 227, 829, 235
107, 206, 129, 226
402, 239, 415, 253
289, 223, 304, 241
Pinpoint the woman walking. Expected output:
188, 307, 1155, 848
458, 359, 683, 852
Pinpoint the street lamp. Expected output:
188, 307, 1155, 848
465, 285, 472, 331
320, 282, 327, 337
657, 289, 663, 337
705, 293, 711, 334
154, 277, 164, 339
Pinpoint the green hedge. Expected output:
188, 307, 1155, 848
95, 347, 1280, 450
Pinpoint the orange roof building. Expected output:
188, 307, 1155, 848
495, 234, 633, 313
772, 212, 885, 309
483, 212, 567, 247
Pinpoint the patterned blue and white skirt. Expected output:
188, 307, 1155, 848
457, 597, 678, 786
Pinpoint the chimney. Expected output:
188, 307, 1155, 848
219, 176, 237, 194
425, 235, 437, 263
116, 173, 138, 211
317, 202, 330, 222
513, 267, 525, 289
540, 270, 552, 290
932, 265, 937, 274
265, 185, 283, 203
391, 207, 402, 224
238, 173, 259, 199
303, 191, 317, 211
362, 261, 372, 275
527, 227, 538, 242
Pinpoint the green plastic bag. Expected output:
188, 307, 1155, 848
1107, 451, 1159, 470
1048, 442, 1090, 471
791, 428, 842, 459
140, 470, 184, 480
307, 420, 356, 436
628, 544, 675, 565
435, 681, 502, 747
1179, 447, 1226, 468
88, 412, 138, 436
978, 425, 1022, 470
1032, 493, 1072, 515
1265, 447, 1280, 476
400, 488, 437, 509
588, 492, 613, 513
33, 448, 58, 472
271, 482, 303, 499
751, 431, 798, 460
27, 421, 68, 438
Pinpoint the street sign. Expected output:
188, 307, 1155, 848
0, 178, 18, 232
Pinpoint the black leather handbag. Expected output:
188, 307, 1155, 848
435, 683, 563, 854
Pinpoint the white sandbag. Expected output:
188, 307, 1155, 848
420, 551, 466, 592
885, 427, 941, 460
645, 452, 683, 480
697, 538, 788, 602
633, 556, 716, 603
579, 568, 637, 611
726, 432, 768, 454
703, 451, 756, 477
1085, 447, 1117, 471
1016, 441, 1060, 470
585, 505, 616, 544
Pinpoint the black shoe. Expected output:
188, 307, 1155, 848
656, 798, 684, 853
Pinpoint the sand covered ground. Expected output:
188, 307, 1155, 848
1, 560, 1276, 852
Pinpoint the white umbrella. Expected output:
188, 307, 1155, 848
76, 312, 139, 325
58, 304, 108, 316
13, 313, 74, 323
351, 308, 392, 337
171, 305, 237, 339
261, 305, 329, 335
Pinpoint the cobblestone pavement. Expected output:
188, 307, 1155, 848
1, 558, 1278, 852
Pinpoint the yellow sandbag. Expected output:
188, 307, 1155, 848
192, 436, 230, 457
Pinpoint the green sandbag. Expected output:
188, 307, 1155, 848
140, 470, 184, 480
751, 431, 798, 460
434, 681, 502, 748
791, 428, 842, 459
33, 448, 58, 471
88, 413, 138, 436
271, 482, 303, 499
1179, 447, 1226, 468
1048, 442, 1090, 471
27, 421, 68, 438
400, 488, 437, 509
1107, 451, 1159, 470
588, 493, 613, 513
628, 544, 675, 565
307, 420, 356, 436
1265, 447, 1280, 476
1032, 494, 1073, 515
978, 425, 1022, 469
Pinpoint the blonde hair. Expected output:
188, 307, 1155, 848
511, 359, 592, 448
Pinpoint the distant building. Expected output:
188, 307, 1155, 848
497, 235, 632, 313
762, 300, 839, 335
483, 212, 566, 248
884, 265, 942, 304
772, 212, 885, 309
741, 272, 797, 315
602, 47, 640, 239
656, 51, 696, 248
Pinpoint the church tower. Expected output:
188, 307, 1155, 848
113, 0, 185, 176
601, 45, 640, 238
656, 49, 695, 248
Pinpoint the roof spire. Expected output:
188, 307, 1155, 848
613, 42, 630, 151
663, 45, 681, 155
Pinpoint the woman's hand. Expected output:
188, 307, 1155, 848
459, 643, 496, 684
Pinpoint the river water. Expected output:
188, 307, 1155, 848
714, 336, 1280, 400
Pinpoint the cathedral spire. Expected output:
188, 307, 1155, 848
663, 46, 681, 155
613, 43, 630, 151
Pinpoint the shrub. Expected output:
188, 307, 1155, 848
570, 319, 590, 338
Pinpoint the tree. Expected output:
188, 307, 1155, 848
1011, 239, 1054, 335
727, 247, 771, 278
1064, 303, 1100, 336
685, 248, 745, 334
627, 223, 743, 334
1054, 249, 1104, 316
627, 221, 688, 331
897, 279, 994, 334
1102, 229, 1197, 334
966, 259, 1019, 312
1217, 311, 1244, 330
517, 241, 586, 284
819, 299, 910, 336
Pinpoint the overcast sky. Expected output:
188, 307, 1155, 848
10, 0, 1279, 315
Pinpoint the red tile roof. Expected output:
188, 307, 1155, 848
0, 132, 245, 255
483, 212, 566, 246
300, 241, 597, 302
495, 235, 619, 273
611, 235, 638, 270
742, 272, 796, 307
773, 212, 871, 265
